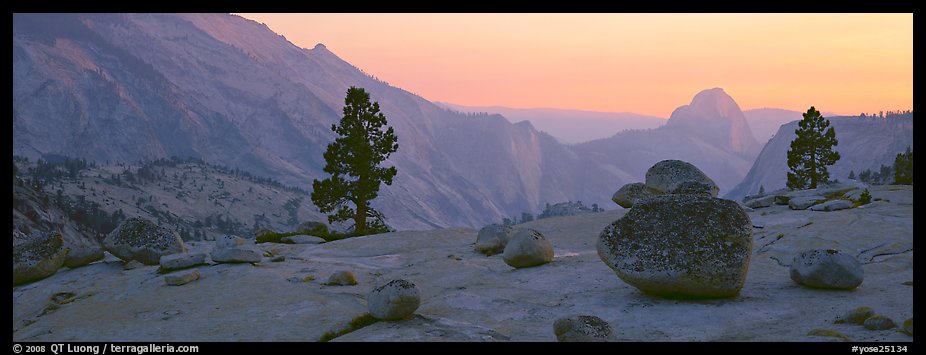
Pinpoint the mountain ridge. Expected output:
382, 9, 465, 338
14, 13, 765, 229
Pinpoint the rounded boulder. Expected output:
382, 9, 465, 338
104, 217, 187, 265
644, 159, 719, 197
790, 249, 864, 290
597, 194, 753, 298
368, 279, 421, 320
502, 228, 554, 268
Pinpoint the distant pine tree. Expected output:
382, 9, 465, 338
893, 147, 913, 185
787, 106, 840, 189
758, 185, 766, 195
848, 170, 856, 180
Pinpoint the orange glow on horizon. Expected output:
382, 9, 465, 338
237, 13, 912, 118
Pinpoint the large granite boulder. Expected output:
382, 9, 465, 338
502, 228, 554, 268
611, 182, 661, 208
597, 194, 753, 298
474, 224, 513, 256
13, 230, 69, 285
644, 160, 719, 197
103, 217, 187, 265
790, 249, 864, 289
368, 279, 421, 320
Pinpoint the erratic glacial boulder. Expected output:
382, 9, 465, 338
13, 230, 69, 285
502, 228, 554, 268
368, 279, 421, 320
644, 160, 719, 197
597, 194, 753, 298
790, 249, 864, 290
104, 217, 187, 265
474, 224, 514, 256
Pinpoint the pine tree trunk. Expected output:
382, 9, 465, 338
355, 201, 367, 234
355, 173, 368, 233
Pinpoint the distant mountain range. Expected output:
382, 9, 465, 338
434, 103, 665, 144
15, 13, 854, 231
742, 108, 844, 143
727, 114, 914, 200
439, 102, 842, 147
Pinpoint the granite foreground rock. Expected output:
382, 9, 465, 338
502, 228, 554, 268
553, 315, 616, 342
11, 186, 913, 342
598, 194, 752, 298
368, 279, 421, 321
13, 230, 68, 285
103, 217, 187, 265
790, 249, 864, 290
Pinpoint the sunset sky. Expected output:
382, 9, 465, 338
238, 13, 912, 118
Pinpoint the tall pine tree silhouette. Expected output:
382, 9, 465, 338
787, 106, 840, 189
311, 87, 398, 234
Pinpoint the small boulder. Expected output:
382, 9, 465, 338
863, 315, 897, 330
159, 252, 208, 272
13, 230, 69, 285
788, 196, 826, 210
611, 182, 661, 208
644, 160, 719, 197
553, 315, 616, 342
164, 269, 200, 286
843, 306, 875, 325
502, 228, 554, 268
122, 260, 145, 270
215, 235, 248, 249
744, 195, 776, 209
368, 279, 420, 320
281, 235, 325, 244
211, 248, 262, 264
326, 271, 358, 286
809, 199, 854, 212
598, 194, 753, 298
790, 249, 864, 290
474, 224, 513, 256
103, 217, 187, 265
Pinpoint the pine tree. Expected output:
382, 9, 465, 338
758, 185, 766, 195
848, 170, 856, 180
787, 106, 840, 189
893, 147, 913, 185
311, 87, 399, 234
